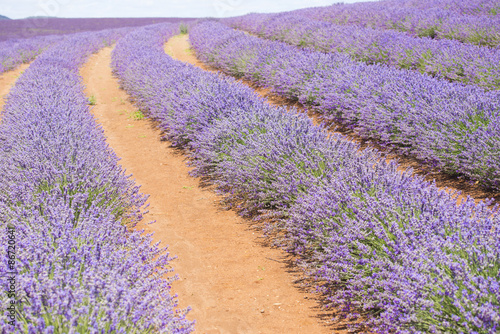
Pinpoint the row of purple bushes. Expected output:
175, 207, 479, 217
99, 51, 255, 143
189, 21, 500, 191
0, 35, 63, 74
292, 1, 500, 47
381, 0, 500, 16
224, 12, 500, 90
112, 23, 500, 333
0, 27, 193, 333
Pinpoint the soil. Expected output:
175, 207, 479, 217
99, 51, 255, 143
0, 64, 30, 112
167, 34, 500, 207
80, 47, 341, 333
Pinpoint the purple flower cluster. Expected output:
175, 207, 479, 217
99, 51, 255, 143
292, 1, 500, 47
0, 28, 193, 333
0, 35, 62, 74
190, 21, 500, 190
224, 12, 500, 90
112, 22, 500, 333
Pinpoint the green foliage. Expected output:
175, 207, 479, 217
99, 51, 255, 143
87, 95, 97, 105
130, 110, 145, 120
418, 25, 439, 39
180, 23, 189, 34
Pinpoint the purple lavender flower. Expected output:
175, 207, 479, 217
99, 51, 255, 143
0, 27, 193, 333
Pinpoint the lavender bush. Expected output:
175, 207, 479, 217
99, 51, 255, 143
190, 21, 500, 191
287, 170, 500, 333
224, 13, 500, 90
0, 35, 62, 74
112, 23, 500, 332
0, 28, 193, 333
293, 1, 500, 47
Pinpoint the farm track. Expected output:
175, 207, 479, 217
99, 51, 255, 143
80, 47, 339, 334
169, 34, 500, 207
0, 63, 30, 112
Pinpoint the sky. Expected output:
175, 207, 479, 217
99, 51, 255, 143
0, 0, 377, 20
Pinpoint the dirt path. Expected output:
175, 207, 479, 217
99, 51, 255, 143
167, 34, 500, 206
80, 47, 337, 334
0, 64, 30, 112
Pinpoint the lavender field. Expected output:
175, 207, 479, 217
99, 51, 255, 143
0, 0, 499, 333
293, 0, 500, 47
191, 21, 500, 191
224, 12, 500, 89
0, 17, 191, 41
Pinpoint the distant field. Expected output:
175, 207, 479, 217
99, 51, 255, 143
0, 17, 192, 41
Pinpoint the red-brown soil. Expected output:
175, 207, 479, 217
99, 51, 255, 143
80, 47, 340, 334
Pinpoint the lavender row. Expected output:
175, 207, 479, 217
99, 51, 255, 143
224, 13, 500, 90
293, 1, 500, 47
190, 21, 500, 190
0, 28, 193, 333
0, 35, 63, 74
382, 0, 500, 16
112, 23, 499, 333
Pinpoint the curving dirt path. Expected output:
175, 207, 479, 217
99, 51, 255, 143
80, 47, 338, 334
168, 34, 500, 207
0, 64, 30, 112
